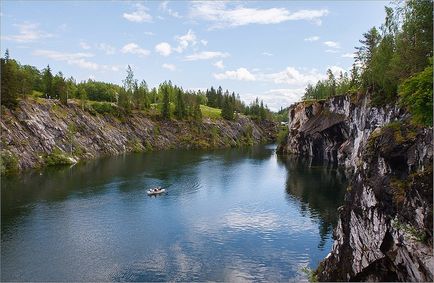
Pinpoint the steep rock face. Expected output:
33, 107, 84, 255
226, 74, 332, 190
1, 99, 276, 172
279, 95, 404, 169
278, 94, 433, 281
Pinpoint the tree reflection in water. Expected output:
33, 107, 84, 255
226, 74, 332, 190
277, 155, 347, 249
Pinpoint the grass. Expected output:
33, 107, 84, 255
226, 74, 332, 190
200, 105, 221, 119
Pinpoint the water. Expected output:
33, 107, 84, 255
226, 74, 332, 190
1, 145, 347, 282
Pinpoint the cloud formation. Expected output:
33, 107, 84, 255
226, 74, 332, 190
214, 67, 255, 81
121, 43, 150, 57
123, 3, 152, 23
162, 63, 176, 71
184, 51, 229, 61
32, 49, 119, 71
155, 42, 172, 56
304, 36, 319, 42
2, 22, 53, 43
174, 29, 197, 53
213, 60, 225, 69
190, 2, 329, 29
323, 41, 340, 48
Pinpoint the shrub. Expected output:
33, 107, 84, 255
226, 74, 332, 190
399, 60, 433, 126
0, 151, 19, 175
45, 148, 75, 166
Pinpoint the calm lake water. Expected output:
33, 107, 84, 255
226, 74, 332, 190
1, 145, 346, 282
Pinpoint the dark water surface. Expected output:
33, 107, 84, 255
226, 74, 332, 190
1, 145, 346, 282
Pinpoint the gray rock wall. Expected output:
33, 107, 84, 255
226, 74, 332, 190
1, 99, 276, 172
278, 94, 433, 281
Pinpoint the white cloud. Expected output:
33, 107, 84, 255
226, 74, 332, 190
261, 67, 325, 86
121, 43, 150, 57
123, 3, 152, 23
144, 31, 155, 36
97, 43, 116, 55
174, 29, 197, 53
304, 36, 319, 42
184, 51, 229, 61
155, 42, 172, 56
159, 1, 182, 18
214, 68, 255, 81
162, 63, 176, 71
341, 52, 355, 58
189, 2, 329, 29
323, 41, 340, 48
201, 39, 208, 46
262, 52, 273, 56
2, 22, 53, 42
325, 49, 339, 53
79, 41, 91, 50
32, 49, 119, 72
213, 60, 225, 69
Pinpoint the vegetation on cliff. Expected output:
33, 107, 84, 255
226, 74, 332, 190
302, 0, 432, 126
1, 51, 273, 122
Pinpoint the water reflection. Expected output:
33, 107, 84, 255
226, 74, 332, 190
277, 155, 347, 249
2, 145, 346, 282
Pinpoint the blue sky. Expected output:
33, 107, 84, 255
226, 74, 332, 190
1, 1, 388, 110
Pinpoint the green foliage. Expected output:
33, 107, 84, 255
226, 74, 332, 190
0, 150, 19, 175
200, 105, 221, 119
45, 148, 75, 166
303, 0, 433, 108
277, 126, 289, 145
174, 87, 186, 119
117, 88, 131, 112
1, 50, 20, 107
161, 83, 171, 119
90, 102, 120, 115
221, 95, 234, 120
244, 97, 271, 121
398, 61, 433, 126
391, 218, 426, 242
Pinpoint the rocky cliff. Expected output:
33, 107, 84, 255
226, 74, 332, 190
278, 94, 433, 281
1, 98, 276, 173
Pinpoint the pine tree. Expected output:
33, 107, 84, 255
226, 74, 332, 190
193, 96, 202, 121
161, 84, 170, 119
1, 49, 19, 107
221, 95, 234, 120
174, 87, 186, 119
42, 65, 54, 99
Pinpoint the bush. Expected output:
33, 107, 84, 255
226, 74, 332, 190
0, 151, 19, 175
399, 60, 433, 126
90, 102, 120, 115
277, 126, 289, 145
45, 148, 75, 166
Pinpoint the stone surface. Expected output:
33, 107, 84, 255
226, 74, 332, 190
278, 94, 433, 281
1, 99, 276, 172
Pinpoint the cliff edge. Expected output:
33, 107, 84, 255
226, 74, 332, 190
278, 94, 433, 281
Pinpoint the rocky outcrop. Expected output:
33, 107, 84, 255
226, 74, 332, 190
278, 95, 404, 170
1, 98, 276, 172
278, 94, 433, 281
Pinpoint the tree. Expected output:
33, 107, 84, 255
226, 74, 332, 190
77, 85, 87, 110
53, 72, 67, 104
399, 59, 433, 126
221, 95, 234, 120
161, 84, 170, 119
1, 49, 19, 107
42, 65, 54, 99
192, 96, 202, 121
174, 87, 186, 119
118, 87, 130, 112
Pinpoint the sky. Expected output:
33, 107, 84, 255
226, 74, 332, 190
1, 1, 389, 111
